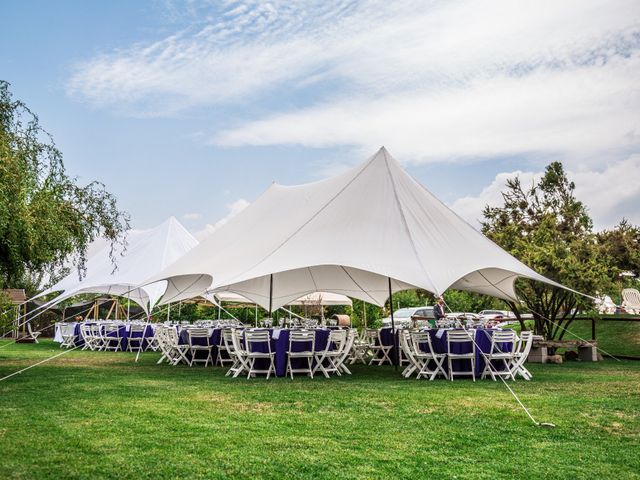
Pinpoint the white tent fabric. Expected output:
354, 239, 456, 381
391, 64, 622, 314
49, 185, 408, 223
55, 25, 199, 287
36, 217, 198, 314
289, 291, 353, 307
210, 290, 352, 306
145, 148, 564, 310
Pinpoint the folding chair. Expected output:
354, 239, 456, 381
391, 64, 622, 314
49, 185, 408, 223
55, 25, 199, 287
216, 328, 234, 367
399, 330, 420, 378
80, 324, 95, 351
337, 329, 357, 374
287, 330, 316, 379
244, 330, 276, 379
103, 324, 123, 351
127, 324, 147, 352
26, 322, 41, 343
349, 330, 369, 365
90, 324, 106, 351
447, 330, 476, 381
510, 331, 533, 380
412, 331, 447, 380
224, 329, 248, 378
367, 328, 393, 365
313, 329, 347, 378
481, 331, 516, 381
60, 323, 76, 349
188, 328, 213, 367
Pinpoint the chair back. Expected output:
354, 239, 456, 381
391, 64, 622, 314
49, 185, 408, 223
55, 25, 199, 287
399, 330, 413, 358
518, 331, 534, 357
490, 331, 516, 354
411, 331, 436, 356
622, 288, 640, 306
231, 329, 247, 354
80, 324, 91, 340
245, 330, 272, 353
104, 324, 121, 337
363, 328, 378, 345
289, 330, 315, 352
90, 324, 102, 337
222, 329, 236, 355
129, 324, 146, 334
327, 329, 347, 353
188, 328, 211, 346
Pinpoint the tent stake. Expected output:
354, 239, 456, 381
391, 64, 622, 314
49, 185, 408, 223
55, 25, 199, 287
388, 278, 398, 371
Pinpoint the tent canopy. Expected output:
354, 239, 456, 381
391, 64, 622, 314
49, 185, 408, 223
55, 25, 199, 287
37, 217, 198, 314
209, 290, 352, 307
144, 148, 563, 310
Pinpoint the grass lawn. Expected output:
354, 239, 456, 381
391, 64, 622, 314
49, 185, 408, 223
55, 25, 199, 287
0, 340, 638, 480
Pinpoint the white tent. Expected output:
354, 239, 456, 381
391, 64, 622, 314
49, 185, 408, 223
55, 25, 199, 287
37, 217, 198, 315
145, 148, 564, 310
288, 292, 353, 307
209, 291, 351, 306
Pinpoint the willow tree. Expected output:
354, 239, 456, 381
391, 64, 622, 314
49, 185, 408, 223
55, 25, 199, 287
481, 162, 612, 340
0, 80, 130, 293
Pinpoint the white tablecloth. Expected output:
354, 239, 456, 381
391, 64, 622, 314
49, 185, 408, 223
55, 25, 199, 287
53, 322, 77, 342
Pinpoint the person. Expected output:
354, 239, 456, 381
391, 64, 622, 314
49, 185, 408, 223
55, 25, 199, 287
434, 296, 446, 321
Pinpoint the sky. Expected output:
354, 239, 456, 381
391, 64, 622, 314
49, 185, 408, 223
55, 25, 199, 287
2, 0, 639, 238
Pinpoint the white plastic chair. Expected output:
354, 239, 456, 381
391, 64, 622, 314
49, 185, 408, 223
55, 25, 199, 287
622, 288, 640, 314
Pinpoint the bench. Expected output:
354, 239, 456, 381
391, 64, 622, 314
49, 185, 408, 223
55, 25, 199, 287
528, 336, 599, 363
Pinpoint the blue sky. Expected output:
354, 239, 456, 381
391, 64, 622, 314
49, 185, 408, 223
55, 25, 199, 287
2, 0, 639, 237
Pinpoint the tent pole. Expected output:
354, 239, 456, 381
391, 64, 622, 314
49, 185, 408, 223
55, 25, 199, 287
388, 277, 398, 371
268, 274, 273, 320
127, 292, 130, 320
254, 304, 258, 327
363, 301, 367, 330
167, 303, 171, 322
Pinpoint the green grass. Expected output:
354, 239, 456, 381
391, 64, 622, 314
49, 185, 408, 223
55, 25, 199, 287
0, 340, 638, 480
567, 319, 640, 357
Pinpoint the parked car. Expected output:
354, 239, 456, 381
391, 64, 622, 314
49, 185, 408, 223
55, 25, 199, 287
381, 306, 434, 327
478, 310, 516, 321
445, 312, 480, 322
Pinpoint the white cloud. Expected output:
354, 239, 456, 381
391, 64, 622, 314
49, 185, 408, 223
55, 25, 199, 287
182, 212, 203, 220
193, 198, 250, 240
67, 0, 640, 167
450, 155, 640, 230
213, 54, 640, 166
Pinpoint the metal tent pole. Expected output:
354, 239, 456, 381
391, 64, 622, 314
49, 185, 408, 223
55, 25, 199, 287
388, 277, 398, 371
268, 274, 273, 320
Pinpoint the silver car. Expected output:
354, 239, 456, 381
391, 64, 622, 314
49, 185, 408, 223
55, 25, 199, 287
381, 306, 434, 327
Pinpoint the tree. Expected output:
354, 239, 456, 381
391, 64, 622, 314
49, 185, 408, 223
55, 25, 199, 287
597, 219, 640, 284
0, 81, 130, 293
482, 162, 612, 340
